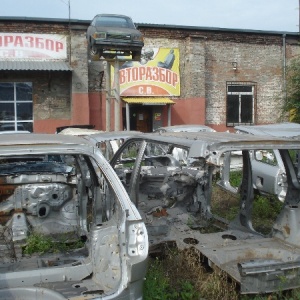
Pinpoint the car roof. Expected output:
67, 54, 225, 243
129, 131, 300, 158
235, 122, 300, 137
0, 133, 92, 147
94, 14, 133, 19
58, 127, 103, 136
154, 124, 216, 132
84, 130, 141, 142
0, 130, 31, 134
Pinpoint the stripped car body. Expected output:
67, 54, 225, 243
82, 131, 141, 160
59, 129, 140, 161
232, 122, 300, 201
0, 134, 148, 300
109, 131, 300, 294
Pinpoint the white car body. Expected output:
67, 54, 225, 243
0, 133, 148, 300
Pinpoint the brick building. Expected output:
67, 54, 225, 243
0, 17, 299, 133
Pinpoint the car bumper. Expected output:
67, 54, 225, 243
92, 40, 143, 51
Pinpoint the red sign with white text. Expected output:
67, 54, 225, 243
113, 48, 180, 96
0, 33, 67, 60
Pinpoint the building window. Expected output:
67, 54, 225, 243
0, 82, 33, 132
226, 82, 256, 126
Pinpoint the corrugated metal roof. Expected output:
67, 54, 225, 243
122, 97, 175, 104
0, 61, 72, 71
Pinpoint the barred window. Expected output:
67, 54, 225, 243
226, 82, 256, 127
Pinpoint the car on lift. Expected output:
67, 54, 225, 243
0, 133, 148, 300
86, 14, 144, 60
109, 130, 300, 295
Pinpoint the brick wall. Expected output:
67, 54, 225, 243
1, 18, 299, 130
139, 25, 300, 127
0, 19, 90, 130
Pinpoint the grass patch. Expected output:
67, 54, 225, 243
211, 170, 284, 235
144, 247, 300, 300
211, 184, 283, 235
211, 183, 240, 221
144, 247, 239, 300
252, 194, 283, 234
23, 232, 85, 255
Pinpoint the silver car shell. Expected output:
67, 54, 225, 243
83, 131, 141, 160
0, 133, 148, 300
235, 122, 300, 201
110, 131, 300, 294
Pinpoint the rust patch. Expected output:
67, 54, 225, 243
283, 224, 291, 235
0, 216, 12, 225
237, 249, 257, 260
0, 178, 7, 184
0, 208, 24, 225
0, 185, 17, 202
266, 252, 275, 259
152, 208, 168, 217
243, 249, 256, 259
237, 249, 276, 262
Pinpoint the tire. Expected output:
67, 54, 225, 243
103, 53, 116, 59
90, 47, 98, 56
88, 41, 101, 60
132, 51, 141, 61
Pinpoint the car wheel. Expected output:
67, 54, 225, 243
103, 53, 116, 59
88, 42, 101, 60
132, 51, 141, 61
89, 46, 100, 59
90, 47, 98, 56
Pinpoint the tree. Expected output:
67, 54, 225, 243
283, 56, 300, 123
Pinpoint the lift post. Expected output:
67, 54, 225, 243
103, 56, 127, 131
100, 51, 139, 131
104, 61, 111, 132
113, 59, 121, 131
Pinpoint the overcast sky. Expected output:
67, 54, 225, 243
1, 0, 299, 32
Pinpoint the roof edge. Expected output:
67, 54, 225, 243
0, 16, 298, 36
136, 23, 300, 36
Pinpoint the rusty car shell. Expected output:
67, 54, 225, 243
109, 131, 300, 294
0, 133, 148, 300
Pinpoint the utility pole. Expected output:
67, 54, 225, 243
59, 0, 71, 62
68, 0, 71, 63
68, 0, 70, 21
